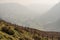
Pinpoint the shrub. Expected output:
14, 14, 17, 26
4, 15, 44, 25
1, 27, 14, 35
33, 36, 41, 40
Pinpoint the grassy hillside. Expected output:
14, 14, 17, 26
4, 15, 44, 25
0, 20, 60, 40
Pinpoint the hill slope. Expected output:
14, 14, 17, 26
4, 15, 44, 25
0, 20, 60, 40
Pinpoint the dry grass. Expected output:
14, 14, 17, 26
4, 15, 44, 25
0, 20, 60, 40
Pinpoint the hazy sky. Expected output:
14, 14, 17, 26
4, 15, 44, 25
0, 0, 60, 6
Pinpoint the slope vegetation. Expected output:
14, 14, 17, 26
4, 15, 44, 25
0, 20, 60, 40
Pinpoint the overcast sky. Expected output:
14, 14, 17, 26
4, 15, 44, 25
0, 0, 60, 5
0, 0, 59, 14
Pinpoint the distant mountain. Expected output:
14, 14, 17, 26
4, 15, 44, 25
0, 3, 51, 30
35, 2, 60, 32
37, 2, 60, 24
44, 19, 60, 32
27, 4, 51, 14
0, 3, 38, 27
0, 3, 60, 32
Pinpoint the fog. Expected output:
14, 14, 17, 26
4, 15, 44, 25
0, 0, 60, 32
